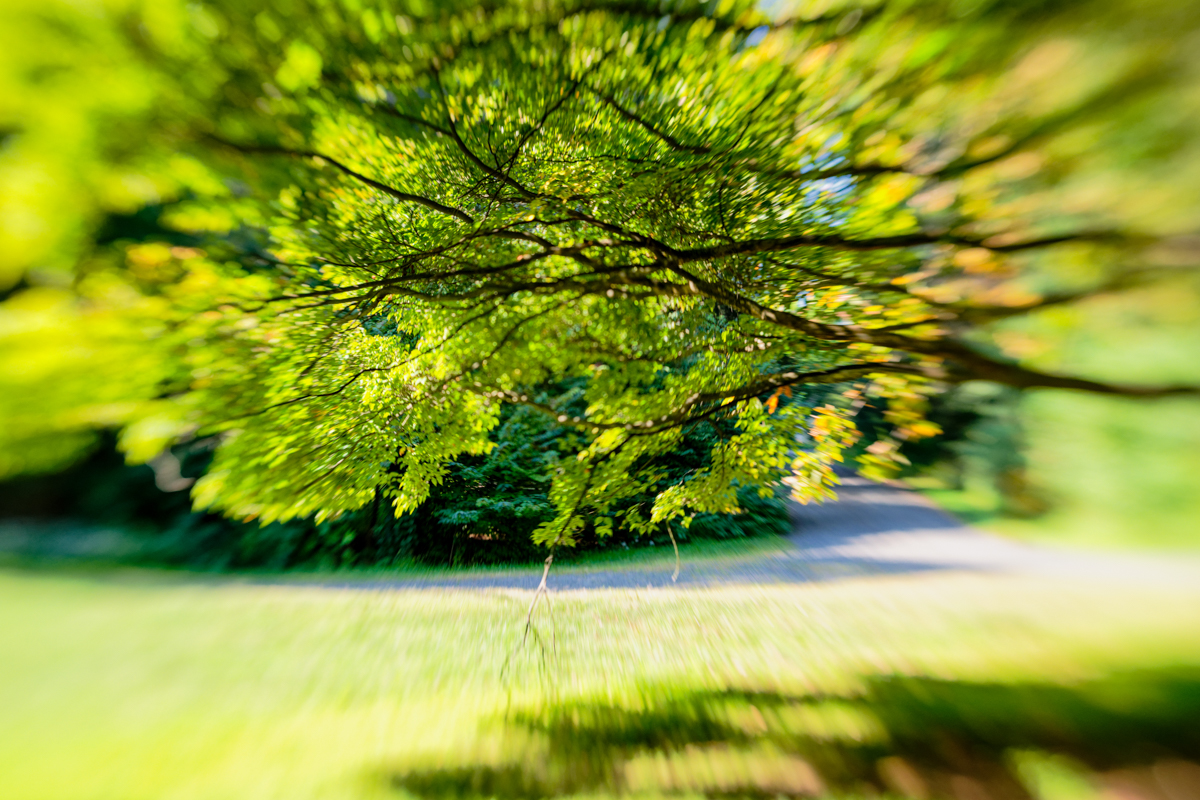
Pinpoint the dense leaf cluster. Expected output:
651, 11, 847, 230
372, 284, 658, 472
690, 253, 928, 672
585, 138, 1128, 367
1, 0, 1197, 556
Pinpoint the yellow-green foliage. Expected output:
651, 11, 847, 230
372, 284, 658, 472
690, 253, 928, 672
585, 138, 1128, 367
2, 0, 1198, 548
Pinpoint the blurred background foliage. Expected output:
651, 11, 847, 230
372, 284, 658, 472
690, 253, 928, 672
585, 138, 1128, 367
0, 0, 1198, 567
0, 402, 792, 569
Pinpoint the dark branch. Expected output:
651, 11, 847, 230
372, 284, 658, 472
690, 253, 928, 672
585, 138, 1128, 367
432, 70, 539, 199
590, 88, 711, 155
212, 139, 475, 223
672, 231, 1112, 261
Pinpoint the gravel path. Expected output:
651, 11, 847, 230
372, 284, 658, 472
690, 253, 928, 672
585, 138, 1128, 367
262, 475, 1200, 591
6, 475, 1195, 590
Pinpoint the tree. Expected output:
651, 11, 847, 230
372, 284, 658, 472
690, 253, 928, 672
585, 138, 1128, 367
3, 0, 1199, 557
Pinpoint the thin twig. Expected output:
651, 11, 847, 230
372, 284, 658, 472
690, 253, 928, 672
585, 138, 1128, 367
523, 548, 556, 642
666, 524, 680, 583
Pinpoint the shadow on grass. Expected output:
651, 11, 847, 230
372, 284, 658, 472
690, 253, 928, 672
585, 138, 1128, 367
389, 669, 1200, 799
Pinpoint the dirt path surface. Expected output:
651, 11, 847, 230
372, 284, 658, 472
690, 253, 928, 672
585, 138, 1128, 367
5, 475, 1196, 590
256, 475, 1200, 591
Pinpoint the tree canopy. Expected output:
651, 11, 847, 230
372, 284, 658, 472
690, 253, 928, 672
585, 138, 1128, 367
2, 0, 1198, 550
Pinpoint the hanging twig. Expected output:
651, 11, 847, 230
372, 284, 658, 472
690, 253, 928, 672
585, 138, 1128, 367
666, 524, 680, 583
523, 547, 556, 642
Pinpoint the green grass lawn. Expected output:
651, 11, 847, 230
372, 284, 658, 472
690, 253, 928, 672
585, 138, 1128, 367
3, 565, 1200, 800
526, 534, 794, 572
0, 518, 794, 579
915, 479, 1200, 553
913, 392, 1200, 552
158, 535, 793, 582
